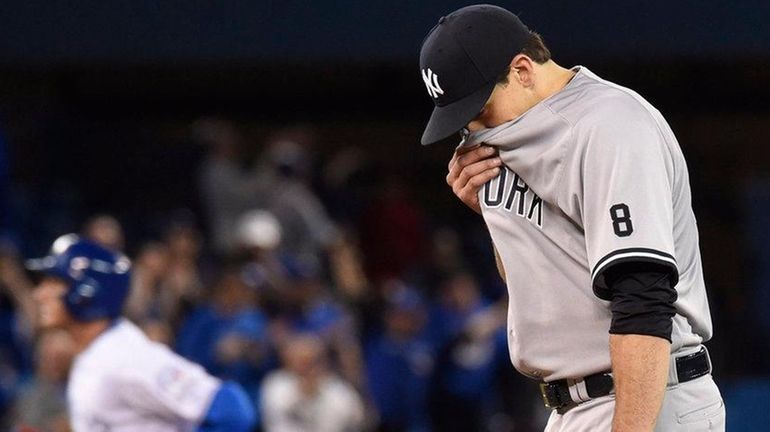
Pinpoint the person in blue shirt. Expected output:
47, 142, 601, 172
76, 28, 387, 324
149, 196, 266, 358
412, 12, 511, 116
427, 272, 507, 432
176, 262, 272, 410
270, 255, 365, 391
365, 282, 435, 432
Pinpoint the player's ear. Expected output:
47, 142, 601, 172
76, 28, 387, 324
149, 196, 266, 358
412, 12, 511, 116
509, 54, 534, 88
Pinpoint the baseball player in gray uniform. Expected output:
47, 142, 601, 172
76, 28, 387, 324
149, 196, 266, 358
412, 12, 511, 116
419, 5, 725, 431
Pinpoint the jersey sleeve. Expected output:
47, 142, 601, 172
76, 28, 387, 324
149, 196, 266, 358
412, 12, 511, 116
118, 344, 222, 424
580, 112, 678, 300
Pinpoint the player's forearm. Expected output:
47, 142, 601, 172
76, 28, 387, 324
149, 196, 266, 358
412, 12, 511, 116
609, 333, 670, 432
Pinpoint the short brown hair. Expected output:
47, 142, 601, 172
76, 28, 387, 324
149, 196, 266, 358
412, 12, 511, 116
521, 32, 551, 64
496, 32, 552, 85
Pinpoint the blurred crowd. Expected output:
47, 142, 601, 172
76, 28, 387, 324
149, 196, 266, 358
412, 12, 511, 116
0, 119, 547, 432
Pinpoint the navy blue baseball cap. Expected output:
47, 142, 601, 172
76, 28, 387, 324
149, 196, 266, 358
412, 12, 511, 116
419, 5, 531, 145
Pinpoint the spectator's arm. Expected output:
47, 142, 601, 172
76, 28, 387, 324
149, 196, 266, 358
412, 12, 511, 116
328, 233, 369, 301
0, 253, 37, 330
330, 319, 366, 392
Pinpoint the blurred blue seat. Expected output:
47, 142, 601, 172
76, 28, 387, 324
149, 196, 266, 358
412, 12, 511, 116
721, 377, 770, 430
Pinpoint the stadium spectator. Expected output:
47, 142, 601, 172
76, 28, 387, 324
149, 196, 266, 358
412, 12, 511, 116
428, 272, 508, 432
0, 244, 36, 332
124, 239, 191, 337
81, 214, 124, 252
124, 241, 170, 324
359, 176, 429, 284
160, 217, 205, 328
256, 130, 338, 272
318, 147, 374, 302
365, 282, 434, 432
270, 257, 365, 391
236, 210, 282, 254
261, 333, 364, 432
11, 330, 74, 432
176, 263, 271, 402
140, 319, 174, 346
320, 146, 372, 225
0, 245, 35, 428
126, 218, 205, 335
235, 209, 291, 297
0, 293, 30, 429
195, 118, 265, 255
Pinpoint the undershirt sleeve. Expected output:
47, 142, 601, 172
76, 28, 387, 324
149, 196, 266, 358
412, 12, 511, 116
605, 261, 678, 341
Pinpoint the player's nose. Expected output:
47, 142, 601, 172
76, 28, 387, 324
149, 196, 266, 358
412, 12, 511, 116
33, 280, 55, 301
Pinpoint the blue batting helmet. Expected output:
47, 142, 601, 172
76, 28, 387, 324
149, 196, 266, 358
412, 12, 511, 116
28, 234, 132, 321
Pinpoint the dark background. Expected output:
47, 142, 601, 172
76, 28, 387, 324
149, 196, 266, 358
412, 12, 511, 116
0, 0, 769, 430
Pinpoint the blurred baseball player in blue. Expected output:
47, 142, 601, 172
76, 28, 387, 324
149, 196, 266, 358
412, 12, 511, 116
30, 234, 256, 432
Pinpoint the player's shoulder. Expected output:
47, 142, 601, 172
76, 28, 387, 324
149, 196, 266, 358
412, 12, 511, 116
548, 66, 661, 129
101, 320, 151, 354
79, 319, 174, 374
75, 320, 140, 364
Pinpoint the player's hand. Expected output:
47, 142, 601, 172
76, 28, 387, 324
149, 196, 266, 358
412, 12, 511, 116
446, 145, 502, 214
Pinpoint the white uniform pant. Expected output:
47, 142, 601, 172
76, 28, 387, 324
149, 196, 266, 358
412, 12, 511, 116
544, 374, 725, 432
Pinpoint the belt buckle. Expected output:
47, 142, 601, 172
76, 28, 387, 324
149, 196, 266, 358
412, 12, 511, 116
539, 382, 566, 409
539, 382, 555, 409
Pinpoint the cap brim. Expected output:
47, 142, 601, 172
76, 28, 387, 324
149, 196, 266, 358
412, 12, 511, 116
420, 80, 496, 146
25, 256, 68, 279
25, 256, 55, 271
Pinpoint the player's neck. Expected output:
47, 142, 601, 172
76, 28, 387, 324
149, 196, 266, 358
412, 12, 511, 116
68, 320, 113, 353
504, 61, 576, 120
534, 61, 576, 102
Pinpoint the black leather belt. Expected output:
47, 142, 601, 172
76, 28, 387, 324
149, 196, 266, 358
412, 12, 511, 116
539, 346, 711, 411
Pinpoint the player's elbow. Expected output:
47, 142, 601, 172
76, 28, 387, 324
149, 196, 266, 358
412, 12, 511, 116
197, 381, 257, 432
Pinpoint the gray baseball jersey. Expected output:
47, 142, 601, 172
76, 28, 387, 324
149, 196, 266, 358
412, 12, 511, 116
464, 66, 713, 382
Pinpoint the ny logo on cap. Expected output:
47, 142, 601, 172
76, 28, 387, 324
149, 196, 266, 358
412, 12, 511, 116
421, 68, 444, 99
